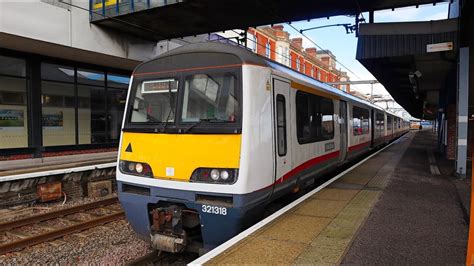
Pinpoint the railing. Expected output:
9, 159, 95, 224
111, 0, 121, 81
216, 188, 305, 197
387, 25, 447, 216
89, 0, 183, 20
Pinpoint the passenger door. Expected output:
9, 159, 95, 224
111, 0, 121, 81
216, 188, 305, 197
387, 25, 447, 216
272, 78, 292, 185
339, 100, 348, 162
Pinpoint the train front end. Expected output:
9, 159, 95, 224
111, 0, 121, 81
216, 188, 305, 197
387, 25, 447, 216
116, 45, 260, 254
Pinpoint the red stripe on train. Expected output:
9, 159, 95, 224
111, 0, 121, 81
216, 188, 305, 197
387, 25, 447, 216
276, 150, 340, 184
348, 141, 371, 153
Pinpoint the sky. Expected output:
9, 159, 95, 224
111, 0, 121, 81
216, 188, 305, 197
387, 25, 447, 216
280, 3, 450, 118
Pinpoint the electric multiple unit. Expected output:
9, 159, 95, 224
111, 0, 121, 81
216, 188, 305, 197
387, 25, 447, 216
116, 43, 409, 254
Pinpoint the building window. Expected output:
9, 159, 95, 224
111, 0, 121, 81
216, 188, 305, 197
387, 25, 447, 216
296, 58, 300, 71
352, 106, 369, 135
247, 33, 256, 52
296, 91, 334, 144
265, 41, 271, 58
0, 55, 29, 149
303, 63, 306, 74
311, 67, 314, 77
284, 47, 290, 66
317, 70, 321, 80
40, 63, 129, 147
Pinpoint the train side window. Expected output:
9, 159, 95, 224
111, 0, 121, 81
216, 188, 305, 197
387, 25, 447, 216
352, 106, 369, 136
296, 91, 334, 143
376, 112, 385, 132
320, 97, 334, 139
276, 94, 287, 156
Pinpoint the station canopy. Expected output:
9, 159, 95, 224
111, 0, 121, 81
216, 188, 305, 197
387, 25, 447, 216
91, 0, 447, 41
356, 19, 458, 119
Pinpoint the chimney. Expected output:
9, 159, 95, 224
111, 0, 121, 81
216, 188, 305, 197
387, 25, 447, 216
272, 25, 284, 31
305, 47, 317, 58
291, 38, 303, 49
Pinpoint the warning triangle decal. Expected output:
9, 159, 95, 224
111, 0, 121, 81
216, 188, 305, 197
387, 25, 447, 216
125, 143, 133, 153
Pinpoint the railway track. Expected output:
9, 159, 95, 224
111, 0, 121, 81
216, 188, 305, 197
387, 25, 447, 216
0, 197, 124, 255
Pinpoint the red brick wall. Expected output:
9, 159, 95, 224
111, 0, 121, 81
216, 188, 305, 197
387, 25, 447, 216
255, 33, 267, 57
304, 62, 312, 76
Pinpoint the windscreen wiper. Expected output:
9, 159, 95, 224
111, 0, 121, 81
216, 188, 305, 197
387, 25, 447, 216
161, 87, 176, 133
183, 118, 228, 133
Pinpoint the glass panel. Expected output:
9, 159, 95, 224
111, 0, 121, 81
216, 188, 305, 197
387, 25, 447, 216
0, 55, 26, 77
181, 73, 238, 123
0, 76, 28, 148
320, 98, 334, 139
107, 73, 130, 88
77, 68, 105, 86
41, 63, 75, 83
108, 88, 127, 142
352, 106, 369, 135
130, 78, 179, 123
276, 95, 286, 156
41, 81, 76, 146
78, 85, 107, 144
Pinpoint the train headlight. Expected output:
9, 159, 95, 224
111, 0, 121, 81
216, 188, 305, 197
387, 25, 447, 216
191, 168, 238, 184
119, 160, 153, 178
210, 169, 220, 181
128, 162, 136, 172
135, 163, 143, 174
220, 170, 229, 180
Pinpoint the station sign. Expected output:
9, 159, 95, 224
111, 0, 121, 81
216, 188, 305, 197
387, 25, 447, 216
427, 42, 453, 53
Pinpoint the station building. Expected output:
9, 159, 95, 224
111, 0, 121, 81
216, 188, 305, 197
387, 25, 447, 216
0, 0, 163, 162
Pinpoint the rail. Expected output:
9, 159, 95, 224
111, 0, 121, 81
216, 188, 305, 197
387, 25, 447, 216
0, 197, 123, 255
0, 197, 119, 232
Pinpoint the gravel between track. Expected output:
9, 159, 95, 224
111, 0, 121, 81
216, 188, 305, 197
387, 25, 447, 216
0, 195, 153, 265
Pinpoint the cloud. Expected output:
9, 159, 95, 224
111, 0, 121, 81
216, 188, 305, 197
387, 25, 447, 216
375, 4, 448, 22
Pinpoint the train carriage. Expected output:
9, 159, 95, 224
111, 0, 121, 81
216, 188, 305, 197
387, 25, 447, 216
116, 42, 408, 254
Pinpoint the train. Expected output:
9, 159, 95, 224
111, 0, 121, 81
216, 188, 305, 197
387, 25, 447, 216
116, 42, 409, 254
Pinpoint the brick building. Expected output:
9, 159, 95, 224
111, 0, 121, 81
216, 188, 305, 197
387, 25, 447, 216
246, 26, 350, 91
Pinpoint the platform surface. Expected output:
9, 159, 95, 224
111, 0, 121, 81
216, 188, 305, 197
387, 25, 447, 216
203, 131, 467, 264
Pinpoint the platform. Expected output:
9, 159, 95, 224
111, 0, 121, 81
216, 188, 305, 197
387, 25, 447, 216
0, 152, 117, 182
193, 130, 468, 264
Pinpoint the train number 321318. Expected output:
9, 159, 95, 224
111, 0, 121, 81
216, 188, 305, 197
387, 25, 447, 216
202, 205, 227, 215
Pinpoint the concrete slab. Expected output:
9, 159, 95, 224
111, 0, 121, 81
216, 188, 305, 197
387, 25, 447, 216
209, 238, 307, 264
256, 214, 331, 244
311, 188, 359, 202
294, 199, 348, 218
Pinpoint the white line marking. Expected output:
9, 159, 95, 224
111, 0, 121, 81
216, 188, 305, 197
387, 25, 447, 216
189, 135, 406, 265
0, 162, 117, 182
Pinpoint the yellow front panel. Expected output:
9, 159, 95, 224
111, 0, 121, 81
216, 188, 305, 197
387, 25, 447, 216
120, 132, 242, 181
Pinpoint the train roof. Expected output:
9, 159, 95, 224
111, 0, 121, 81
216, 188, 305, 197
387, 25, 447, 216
139, 42, 405, 120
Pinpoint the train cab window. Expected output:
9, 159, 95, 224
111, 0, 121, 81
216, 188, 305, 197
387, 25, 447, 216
181, 73, 238, 123
352, 106, 369, 135
130, 78, 179, 123
296, 91, 334, 144
276, 95, 287, 156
